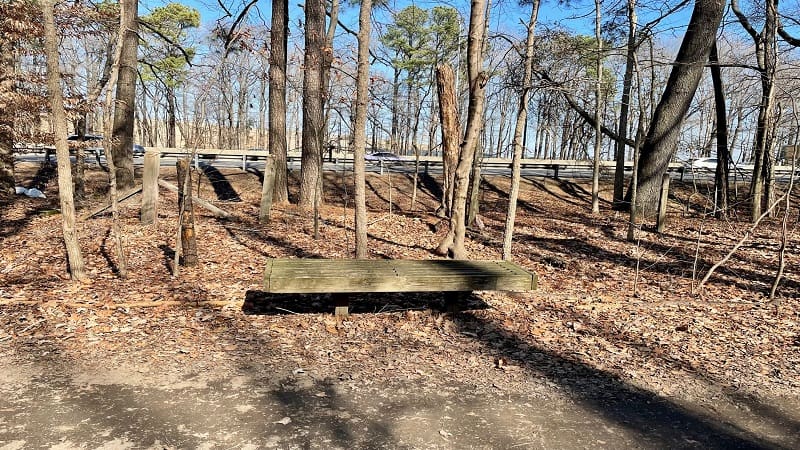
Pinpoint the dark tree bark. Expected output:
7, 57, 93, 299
0, 41, 14, 197
269, 0, 289, 204
709, 40, 729, 218
299, 0, 326, 209
42, 0, 87, 281
732, 0, 778, 221
110, 0, 137, 190
628, 0, 725, 215
166, 86, 176, 148
353, 0, 373, 259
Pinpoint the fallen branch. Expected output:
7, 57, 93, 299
698, 191, 789, 289
158, 179, 231, 218
80, 185, 142, 220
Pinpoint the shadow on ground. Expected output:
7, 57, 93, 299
242, 290, 489, 315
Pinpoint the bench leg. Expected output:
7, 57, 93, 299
333, 294, 349, 317
443, 292, 469, 313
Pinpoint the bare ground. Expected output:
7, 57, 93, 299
1, 161, 798, 448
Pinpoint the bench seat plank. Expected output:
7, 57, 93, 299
263, 259, 537, 294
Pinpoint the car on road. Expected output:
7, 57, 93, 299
690, 157, 717, 170
67, 134, 104, 156
365, 151, 401, 164
67, 134, 145, 156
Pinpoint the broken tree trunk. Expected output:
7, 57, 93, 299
177, 158, 198, 267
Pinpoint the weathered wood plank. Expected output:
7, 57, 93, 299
263, 259, 537, 294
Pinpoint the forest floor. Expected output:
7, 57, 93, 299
1, 161, 799, 449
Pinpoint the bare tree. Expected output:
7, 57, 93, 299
502, 0, 540, 260
732, 0, 779, 222
436, 64, 460, 218
591, 0, 603, 214
110, 0, 137, 190
269, 0, 290, 204
41, 0, 87, 281
299, 0, 326, 209
627, 0, 725, 215
436, 0, 488, 259
353, 0, 373, 258
709, 40, 730, 218
0, 40, 14, 197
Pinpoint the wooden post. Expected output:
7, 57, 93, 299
259, 156, 276, 223
657, 173, 670, 233
333, 294, 349, 317
141, 149, 160, 224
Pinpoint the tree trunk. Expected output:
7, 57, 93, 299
390, 66, 401, 152
709, 40, 729, 218
110, 0, 137, 190
502, 0, 539, 260
614, 0, 637, 208
299, 0, 326, 209
591, 0, 603, 214
166, 86, 177, 148
41, 0, 87, 281
436, 64, 460, 217
270, 0, 289, 204
732, 0, 778, 222
0, 41, 15, 197
177, 158, 197, 266
628, 0, 725, 215
353, 0, 373, 258
436, 0, 488, 260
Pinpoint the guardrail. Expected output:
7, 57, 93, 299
17, 145, 797, 179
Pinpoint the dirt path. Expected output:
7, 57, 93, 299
1, 352, 798, 449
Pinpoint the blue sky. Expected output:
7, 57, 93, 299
140, 0, 694, 43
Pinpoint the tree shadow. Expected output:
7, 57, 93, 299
450, 310, 789, 449
482, 178, 538, 212
99, 228, 120, 275
199, 163, 242, 202
413, 172, 443, 203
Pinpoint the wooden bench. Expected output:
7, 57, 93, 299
263, 259, 538, 316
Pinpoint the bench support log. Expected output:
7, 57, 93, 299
333, 294, 350, 317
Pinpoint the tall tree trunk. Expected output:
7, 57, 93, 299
111, 0, 137, 190
270, 0, 289, 203
628, 0, 725, 215
614, 0, 637, 208
502, 0, 539, 260
166, 86, 177, 148
0, 41, 15, 197
709, 40, 729, 218
353, 0, 373, 258
436, 64, 460, 217
390, 66, 401, 152
436, 0, 488, 260
41, 0, 87, 281
591, 0, 603, 214
732, 0, 778, 222
102, 4, 129, 278
299, 0, 325, 209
